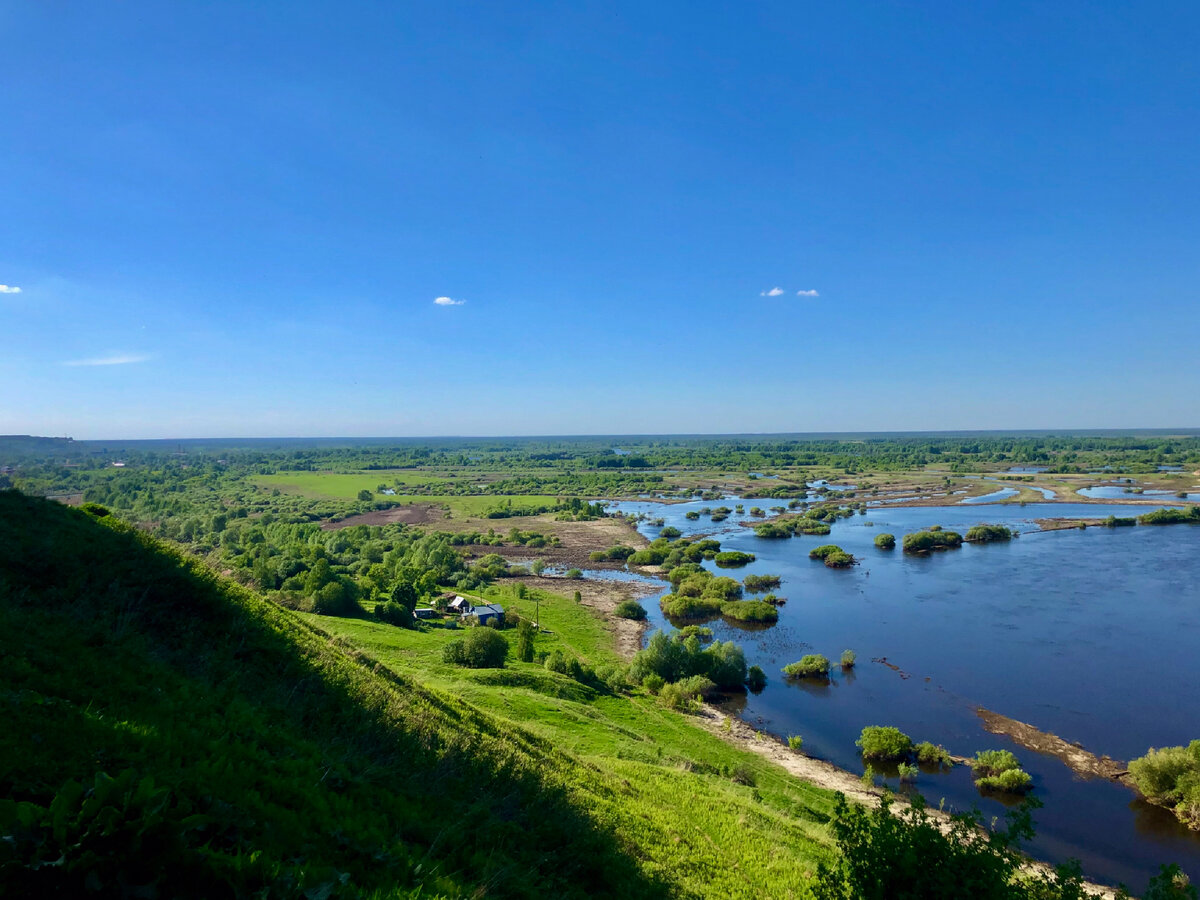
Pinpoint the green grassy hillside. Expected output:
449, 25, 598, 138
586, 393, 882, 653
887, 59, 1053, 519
0, 492, 836, 898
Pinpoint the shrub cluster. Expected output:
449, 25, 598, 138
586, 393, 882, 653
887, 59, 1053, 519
626, 536, 724, 568
588, 544, 636, 562
544, 649, 589, 682
813, 791, 1188, 900
630, 630, 749, 692
659, 675, 719, 710
613, 599, 648, 620
751, 505, 854, 539
714, 550, 756, 568
856, 726, 913, 761
902, 530, 963, 554
720, 600, 778, 623
1139, 507, 1200, 526
782, 654, 830, 678
742, 573, 782, 593
442, 628, 509, 668
373, 600, 411, 627
971, 749, 1033, 794
874, 533, 896, 550
659, 565, 743, 620
1128, 740, 1200, 830
915, 741, 953, 768
965, 524, 1013, 542
808, 545, 855, 568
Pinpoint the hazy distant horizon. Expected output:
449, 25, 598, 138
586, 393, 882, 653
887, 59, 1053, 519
9, 427, 1200, 447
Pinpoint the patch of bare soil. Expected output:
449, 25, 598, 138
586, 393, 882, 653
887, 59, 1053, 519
694, 703, 883, 802
1032, 518, 1107, 532
976, 708, 1131, 783
695, 704, 1120, 897
321, 503, 444, 530
456, 514, 650, 570
508, 573, 658, 659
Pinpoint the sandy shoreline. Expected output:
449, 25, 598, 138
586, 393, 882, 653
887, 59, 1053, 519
578, 549, 1128, 895
691, 703, 1121, 897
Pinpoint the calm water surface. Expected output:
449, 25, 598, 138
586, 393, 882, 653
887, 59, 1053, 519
603, 496, 1200, 888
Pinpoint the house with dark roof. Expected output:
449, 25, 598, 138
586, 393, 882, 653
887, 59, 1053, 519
469, 604, 505, 626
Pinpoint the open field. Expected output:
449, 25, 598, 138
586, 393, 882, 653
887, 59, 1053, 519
256, 470, 459, 496
301, 579, 842, 895
6, 435, 1197, 895
2, 492, 840, 898
257, 472, 561, 518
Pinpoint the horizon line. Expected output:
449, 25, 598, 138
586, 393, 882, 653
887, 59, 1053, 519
7, 426, 1200, 444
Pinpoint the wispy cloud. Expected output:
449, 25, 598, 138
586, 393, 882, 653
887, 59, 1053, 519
760, 287, 785, 297
63, 353, 152, 367
796, 289, 819, 297
433, 296, 465, 306
0, 284, 21, 294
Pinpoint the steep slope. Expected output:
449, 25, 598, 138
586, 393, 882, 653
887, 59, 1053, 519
0, 492, 671, 898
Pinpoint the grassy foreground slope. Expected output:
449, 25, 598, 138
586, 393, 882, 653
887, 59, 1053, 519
0, 492, 835, 898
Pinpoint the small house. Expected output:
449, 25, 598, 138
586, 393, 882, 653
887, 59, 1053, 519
413, 607, 436, 620
470, 604, 505, 627
447, 595, 472, 615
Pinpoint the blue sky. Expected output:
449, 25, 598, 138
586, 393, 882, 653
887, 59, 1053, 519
2, 1, 1197, 438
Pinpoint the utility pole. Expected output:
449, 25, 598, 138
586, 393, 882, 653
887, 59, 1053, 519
534, 593, 541, 631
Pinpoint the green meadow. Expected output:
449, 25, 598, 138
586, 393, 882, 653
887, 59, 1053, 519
255, 471, 559, 517
0, 492, 836, 898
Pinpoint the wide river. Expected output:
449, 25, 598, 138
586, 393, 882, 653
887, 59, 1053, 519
602, 495, 1200, 888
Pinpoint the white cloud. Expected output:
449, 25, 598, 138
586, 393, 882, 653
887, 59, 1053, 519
760, 287, 785, 297
0, 284, 21, 294
433, 296, 465, 306
63, 353, 152, 367
796, 289, 819, 297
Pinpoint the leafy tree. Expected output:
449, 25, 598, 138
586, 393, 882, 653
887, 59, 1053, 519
388, 577, 420, 619
856, 726, 913, 761
374, 600, 410, 626
515, 618, 536, 662
442, 628, 509, 668
313, 579, 360, 617
613, 600, 647, 620
915, 742, 953, 768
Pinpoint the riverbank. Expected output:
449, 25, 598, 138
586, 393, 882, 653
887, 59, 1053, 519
693, 702, 1121, 897
594, 490, 1200, 888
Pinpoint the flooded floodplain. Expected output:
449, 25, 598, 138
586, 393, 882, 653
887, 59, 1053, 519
605, 496, 1200, 887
